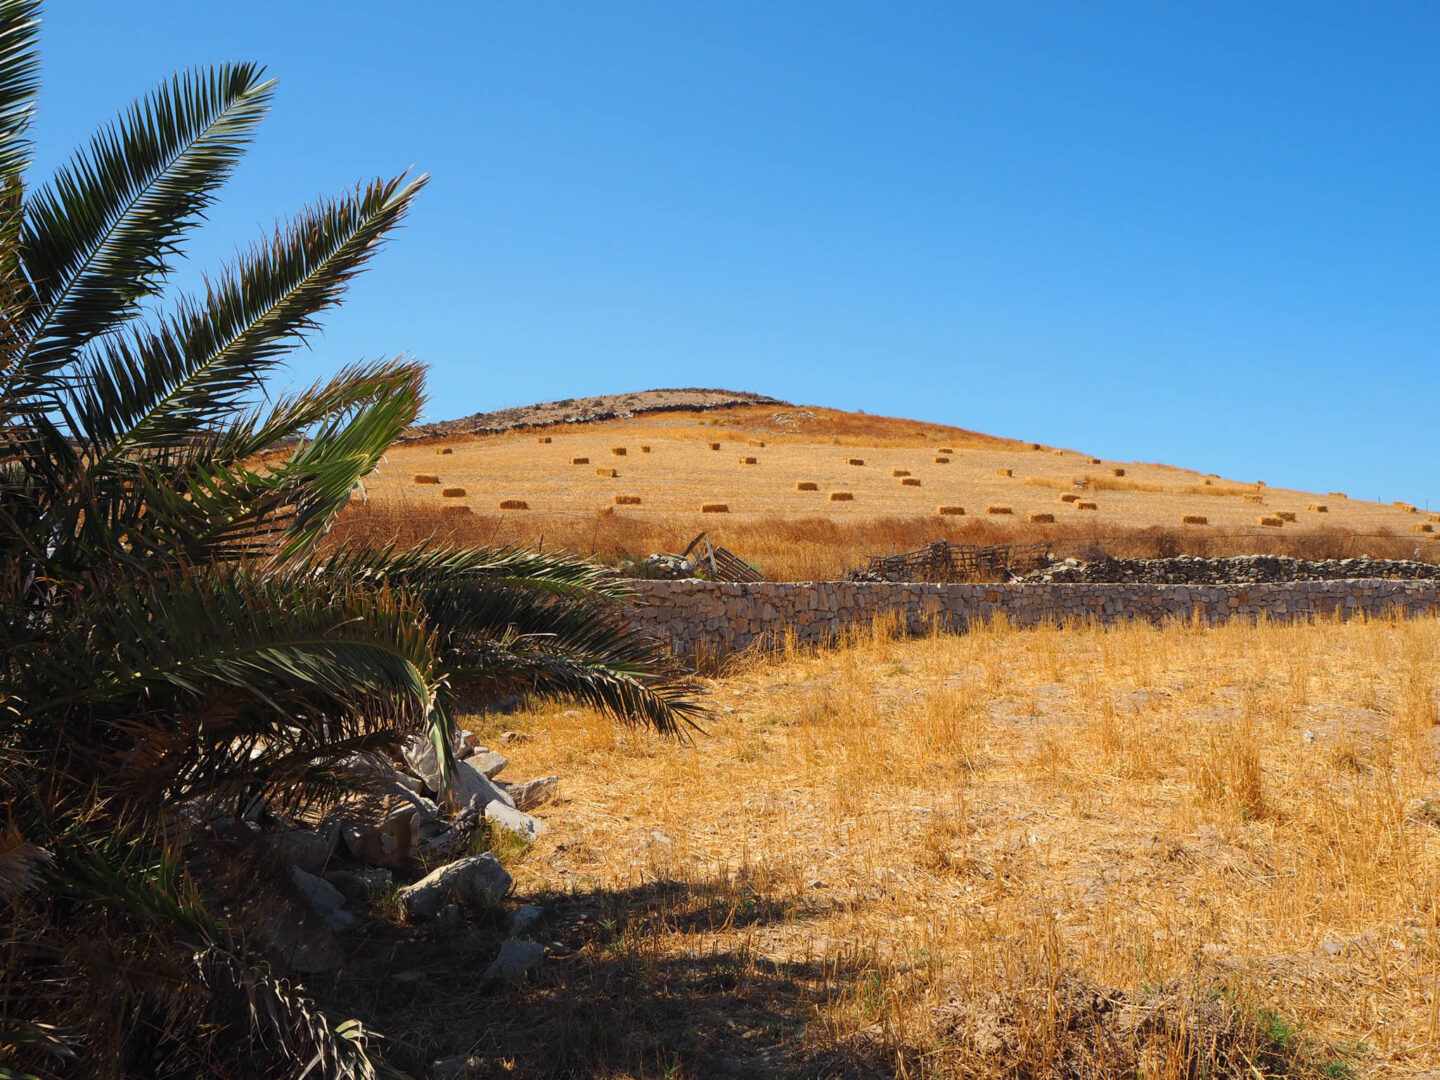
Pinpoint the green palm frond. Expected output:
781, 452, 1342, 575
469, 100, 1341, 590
0, 0, 38, 185
17, 63, 273, 382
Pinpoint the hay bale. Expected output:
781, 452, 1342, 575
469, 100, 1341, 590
1415, 523, 1436, 533
1111, 467, 1125, 477
412, 474, 440, 484
1329, 492, 1347, 499
829, 491, 854, 502
1026, 512, 1055, 524
939, 447, 955, 454
614, 494, 642, 505
498, 499, 528, 510
748, 439, 766, 447
1430, 513, 1440, 522
901, 477, 921, 487
937, 506, 965, 516
738, 456, 758, 465
537, 436, 551, 444
796, 482, 818, 491
701, 503, 729, 513
1030, 443, 1042, 450
708, 442, 720, 450
1090, 457, 1102, 465
595, 467, 617, 477
441, 487, 466, 498
441, 505, 472, 516
934, 456, 950, 464
436, 447, 453, 455
640, 445, 651, 453
1181, 515, 1208, 525
569, 457, 589, 465
1309, 504, 1329, 513
847, 458, 865, 466
1243, 493, 1264, 504
1258, 516, 1283, 528
1276, 511, 1297, 522
610, 447, 627, 456
1202, 478, 1213, 485
1059, 493, 1080, 503
986, 505, 1013, 515
892, 469, 911, 477
1076, 501, 1098, 511
1396, 501, 1417, 512
995, 467, 1012, 477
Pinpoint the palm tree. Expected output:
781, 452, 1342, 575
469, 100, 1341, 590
0, 4, 700, 1076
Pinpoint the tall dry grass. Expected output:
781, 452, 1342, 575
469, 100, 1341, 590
358, 612, 1440, 1077
328, 502, 1440, 580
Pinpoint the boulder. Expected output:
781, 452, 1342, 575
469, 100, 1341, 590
502, 775, 558, 811
289, 865, 354, 932
483, 938, 545, 987
401, 734, 445, 792
324, 867, 393, 905
262, 822, 338, 875
485, 801, 545, 843
471, 750, 508, 778
509, 904, 544, 936
398, 853, 512, 921
340, 807, 419, 870
390, 782, 441, 824
450, 758, 514, 812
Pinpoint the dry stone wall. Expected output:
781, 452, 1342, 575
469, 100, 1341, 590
624, 579, 1440, 657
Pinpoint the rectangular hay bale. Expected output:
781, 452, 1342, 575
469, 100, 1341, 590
614, 495, 642, 505
1059, 493, 1079, 503
701, 503, 729, 513
892, 469, 911, 477
937, 505, 965, 516
901, 477, 921, 486
498, 499, 528, 510
739, 456, 757, 465
1026, 512, 1055, 524
436, 447, 453, 455
1111, 467, 1125, 477
934, 456, 950, 464
569, 457, 589, 465
995, 467, 1012, 477
610, 447, 627, 456
986, 505, 1013, 515
829, 491, 854, 501
1259, 516, 1283, 527
412, 474, 440, 484
1276, 511, 1297, 522
441, 487, 466, 497
596, 467, 617, 477
1076, 501, 1098, 511
1309, 504, 1328, 513
1181, 515, 1208, 525
847, 458, 865, 466
796, 482, 818, 491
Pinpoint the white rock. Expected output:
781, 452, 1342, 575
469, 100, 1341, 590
485, 801, 546, 842
401, 734, 445, 792
503, 776, 558, 811
450, 758, 514, 812
398, 853, 512, 920
471, 750, 508, 778
290, 866, 354, 931
483, 938, 545, 987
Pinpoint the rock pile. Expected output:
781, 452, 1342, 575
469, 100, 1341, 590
1018, 554, 1440, 585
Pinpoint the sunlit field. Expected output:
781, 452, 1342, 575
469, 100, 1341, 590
354, 612, 1440, 1078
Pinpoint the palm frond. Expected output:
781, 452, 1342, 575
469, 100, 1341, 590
0, 0, 38, 185
17, 63, 273, 383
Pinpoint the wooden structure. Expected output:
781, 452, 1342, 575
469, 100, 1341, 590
680, 532, 765, 583
857, 540, 1051, 583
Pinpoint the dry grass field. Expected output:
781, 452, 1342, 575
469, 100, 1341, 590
330, 403, 1440, 578
357, 612, 1440, 1079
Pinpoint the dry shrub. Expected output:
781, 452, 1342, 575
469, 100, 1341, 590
1026, 512, 1054, 524
610, 446, 627, 456
938, 506, 965, 516
1077, 501, 1098, 510
701, 503, 729, 513
1310, 504, 1329, 513
829, 491, 854, 502
441, 486, 465, 497
436, 447, 453, 455
996, 467, 1012, 477
569, 456, 589, 465
1259, 516, 1283, 528
1181, 514, 1208, 525
1276, 511, 1297, 522
986, 505, 1012, 515
614, 495, 642, 505
901, 478, 921, 487
412, 473, 440, 484
796, 482, 818, 491
892, 469, 911, 477
498, 499, 528, 510
738, 456, 757, 465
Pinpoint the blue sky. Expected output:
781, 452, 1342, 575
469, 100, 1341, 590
31, 2, 1440, 505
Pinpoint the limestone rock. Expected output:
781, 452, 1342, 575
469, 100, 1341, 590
401, 734, 444, 792
324, 867, 392, 905
398, 853, 512, 920
289, 865, 354, 932
503, 775, 558, 811
485, 801, 545, 843
471, 750, 508, 778
340, 807, 419, 870
262, 822, 338, 875
483, 938, 545, 987
509, 904, 544, 936
450, 758, 514, 812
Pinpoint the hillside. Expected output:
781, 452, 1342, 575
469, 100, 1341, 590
332, 392, 1440, 580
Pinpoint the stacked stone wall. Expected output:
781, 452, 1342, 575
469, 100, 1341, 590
623, 579, 1440, 657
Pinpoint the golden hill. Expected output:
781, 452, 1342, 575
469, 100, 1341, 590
331, 396, 1438, 580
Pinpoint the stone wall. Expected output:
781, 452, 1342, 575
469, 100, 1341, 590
623, 579, 1440, 658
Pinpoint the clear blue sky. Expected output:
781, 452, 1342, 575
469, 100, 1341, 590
31, 2, 1440, 505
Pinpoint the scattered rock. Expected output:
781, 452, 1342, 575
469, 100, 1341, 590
483, 938, 545, 987
391, 783, 442, 824
485, 801, 545, 842
398, 853, 513, 921
510, 904, 544, 936
450, 758, 515, 812
263, 822, 338, 875
1303, 730, 1317, 743
499, 731, 533, 744
455, 729, 483, 759
502, 775, 558, 811
324, 867, 392, 905
289, 865, 354, 932
471, 750, 508, 779
402, 734, 445, 793
340, 807, 419, 870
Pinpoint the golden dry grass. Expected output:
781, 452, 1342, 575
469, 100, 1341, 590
426, 612, 1440, 1078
